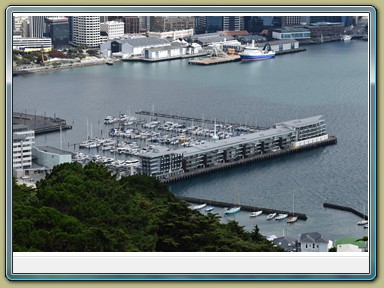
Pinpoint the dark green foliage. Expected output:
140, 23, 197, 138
13, 162, 281, 252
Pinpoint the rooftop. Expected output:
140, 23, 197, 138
113, 37, 171, 47
299, 232, 329, 244
34, 146, 73, 156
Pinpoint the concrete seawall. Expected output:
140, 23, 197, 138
323, 202, 368, 220
177, 195, 307, 220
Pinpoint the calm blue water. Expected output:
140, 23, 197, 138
13, 40, 370, 241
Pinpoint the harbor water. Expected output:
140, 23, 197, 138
12, 40, 370, 241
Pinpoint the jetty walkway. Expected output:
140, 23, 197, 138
135, 110, 265, 130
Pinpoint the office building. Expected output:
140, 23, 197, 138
100, 21, 125, 40
124, 16, 140, 34
72, 16, 100, 47
44, 17, 70, 48
223, 16, 244, 31
150, 16, 195, 32
29, 16, 46, 38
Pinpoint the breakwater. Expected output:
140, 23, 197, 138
177, 195, 307, 220
323, 202, 368, 220
162, 136, 337, 184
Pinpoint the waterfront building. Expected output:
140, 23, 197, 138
304, 22, 345, 39
32, 146, 73, 170
272, 27, 311, 40
309, 16, 342, 24
189, 33, 235, 47
147, 29, 194, 40
72, 16, 100, 48
100, 21, 125, 40
124, 17, 140, 34
299, 232, 331, 252
253, 39, 300, 53
13, 124, 35, 174
223, 16, 244, 31
12, 36, 52, 52
44, 17, 70, 49
140, 115, 329, 178
100, 36, 171, 57
142, 42, 203, 60
150, 16, 195, 32
29, 16, 46, 38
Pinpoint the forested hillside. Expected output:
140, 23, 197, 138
13, 162, 282, 252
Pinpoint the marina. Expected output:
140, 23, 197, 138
13, 40, 369, 240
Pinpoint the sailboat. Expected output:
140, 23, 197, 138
357, 203, 368, 225
287, 193, 298, 223
192, 189, 207, 210
250, 210, 263, 217
224, 192, 241, 214
205, 200, 214, 212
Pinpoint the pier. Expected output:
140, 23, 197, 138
177, 195, 307, 220
13, 112, 72, 134
323, 202, 368, 220
135, 110, 264, 130
162, 136, 337, 184
188, 55, 241, 65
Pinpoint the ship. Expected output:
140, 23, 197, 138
239, 40, 275, 61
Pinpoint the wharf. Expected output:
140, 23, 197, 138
135, 110, 265, 130
177, 195, 307, 220
122, 52, 209, 63
275, 48, 307, 55
188, 55, 241, 65
323, 202, 368, 220
162, 136, 337, 184
13, 112, 72, 134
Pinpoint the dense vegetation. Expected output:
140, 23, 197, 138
13, 162, 282, 252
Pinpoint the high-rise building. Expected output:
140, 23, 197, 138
223, 16, 244, 31
29, 16, 46, 38
282, 16, 302, 27
100, 21, 125, 39
195, 16, 223, 34
72, 16, 100, 47
124, 16, 140, 34
100, 16, 108, 23
139, 16, 150, 32
150, 16, 195, 32
272, 16, 283, 28
44, 17, 69, 48
244, 16, 264, 34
